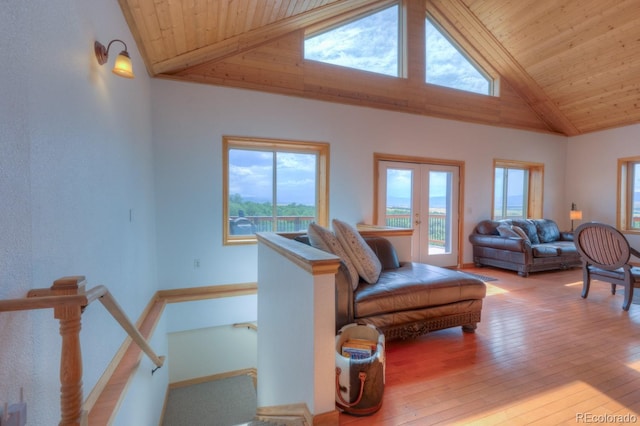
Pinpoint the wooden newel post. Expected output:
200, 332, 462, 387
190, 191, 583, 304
52, 276, 86, 426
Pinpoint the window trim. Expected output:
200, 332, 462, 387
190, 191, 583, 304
222, 136, 329, 245
492, 159, 544, 220
617, 156, 640, 233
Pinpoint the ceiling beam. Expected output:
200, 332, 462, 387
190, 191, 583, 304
150, 0, 392, 76
428, 0, 580, 136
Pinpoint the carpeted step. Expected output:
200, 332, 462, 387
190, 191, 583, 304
237, 418, 305, 426
163, 373, 307, 426
163, 374, 257, 425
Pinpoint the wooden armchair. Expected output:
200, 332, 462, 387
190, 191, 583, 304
574, 222, 640, 311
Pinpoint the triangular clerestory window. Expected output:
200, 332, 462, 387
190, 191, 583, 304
426, 17, 492, 95
304, 4, 400, 77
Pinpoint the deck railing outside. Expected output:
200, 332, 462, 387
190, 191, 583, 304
384, 213, 447, 248
230, 214, 448, 248
229, 216, 316, 235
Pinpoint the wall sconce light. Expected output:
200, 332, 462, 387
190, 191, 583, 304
570, 202, 583, 231
94, 39, 135, 79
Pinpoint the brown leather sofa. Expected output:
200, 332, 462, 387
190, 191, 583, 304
296, 235, 487, 340
469, 218, 581, 277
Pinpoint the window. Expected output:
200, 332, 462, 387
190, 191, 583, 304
304, 4, 400, 77
494, 167, 528, 219
493, 160, 543, 220
426, 17, 492, 95
617, 156, 640, 231
223, 136, 329, 244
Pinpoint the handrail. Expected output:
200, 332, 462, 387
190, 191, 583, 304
0, 285, 103, 312
92, 285, 165, 369
0, 276, 165, 425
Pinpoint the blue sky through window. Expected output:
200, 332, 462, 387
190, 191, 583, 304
494, 168, 526, 218
304, 6, 492, 95
385, 168, 449, 212
426, 19, 491, 95
229, 149, 317, 206
304, 5, 399, 77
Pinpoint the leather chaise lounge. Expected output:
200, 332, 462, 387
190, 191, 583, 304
296, 233, 487, 341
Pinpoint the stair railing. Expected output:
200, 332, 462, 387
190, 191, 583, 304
0, 276, 165, 426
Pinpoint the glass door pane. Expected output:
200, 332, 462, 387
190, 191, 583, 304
384, 168, 414, 228
428, 170, 452, 255
419, 165, 458, 267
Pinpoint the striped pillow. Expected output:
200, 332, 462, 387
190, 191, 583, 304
307, 223, 359, 290
332, 219, 382, 284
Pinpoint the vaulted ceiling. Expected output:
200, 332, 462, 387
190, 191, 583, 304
117, 0, 640, 136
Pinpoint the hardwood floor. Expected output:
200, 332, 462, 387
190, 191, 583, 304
339, 267, 640, 425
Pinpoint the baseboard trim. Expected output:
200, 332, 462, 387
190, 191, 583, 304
256, 403, 313, 425
169, 367, 257, 389
311, 409, 340, 425
256, 404, 339, 426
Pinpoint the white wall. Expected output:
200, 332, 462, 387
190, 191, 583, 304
567, 124, 640, 247
0, 0, 165, 424
163, 295, 258, 382
151, 79, 569, 312
165, 295, 258, 333
167, 324, 257, 383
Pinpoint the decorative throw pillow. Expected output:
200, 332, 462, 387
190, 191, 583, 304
511, 226, 530, 242
476, 220, 501, 235
307, 223, 359, 290
497, 224, 520, 238
497, 224, 530, 242
511, 219, 540, 244
332, 219, 382, 284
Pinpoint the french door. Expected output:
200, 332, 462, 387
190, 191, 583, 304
377, 160, 460, 267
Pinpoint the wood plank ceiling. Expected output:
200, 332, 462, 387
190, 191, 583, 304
117, 0, 640, 136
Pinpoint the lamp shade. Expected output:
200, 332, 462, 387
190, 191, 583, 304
112, 50, 135, 79
570, 210, 583, 220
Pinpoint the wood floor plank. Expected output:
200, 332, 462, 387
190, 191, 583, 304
339, 267, 640, 425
